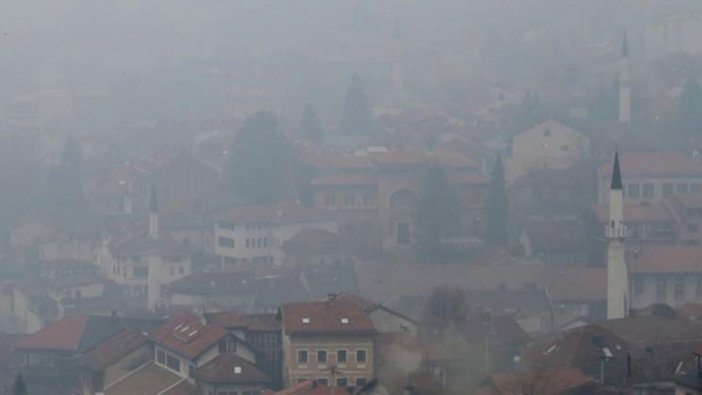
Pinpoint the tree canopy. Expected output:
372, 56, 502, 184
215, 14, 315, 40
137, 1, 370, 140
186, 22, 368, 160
229, 111, 299, 202
486, 155, 509, 246
340, 73, 373, 135
414, 164, 462, 262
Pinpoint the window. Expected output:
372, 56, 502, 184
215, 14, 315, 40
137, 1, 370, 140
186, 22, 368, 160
344, 194, 355, 207
642, 183, 654, 198
218, 237, 235, 248
166, 355, 180, 371
675, 277, 685, 300
356, 349, 367, 363
298, 350, 308, 364
396, 222, 410, 245
317, 350, 327, 363
337, 350, 347, 363
325, 194, 336, 206
677, 183, 689, 194
688, 223, 699, 234
336, 378, 348, 387
218, 221, 235, 230
134, 266, 148, 278
634, 277, 644, 295
663, 183, 674, 196
626, 183, 640, 198
318, 378, 328, 385
356, 378, 368, 387
189, 364, 195, 378
656, 278, 667, 301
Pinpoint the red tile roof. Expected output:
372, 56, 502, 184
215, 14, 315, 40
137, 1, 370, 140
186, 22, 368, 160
150, 312, 228, 360
488, 368, 588, 395
195, 352, 270, 384
593, 202, 673, 223
628, 245, 702, 274
310, 173, 377, 187
547, 268, 606, 302
599, 151, 702, 178
15, 314, 89, 351
216, 200, 332, 224
83, 328, 148, 371
281, 294, 375, 335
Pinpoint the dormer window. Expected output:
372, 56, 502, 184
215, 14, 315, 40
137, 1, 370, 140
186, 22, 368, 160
302, 318, 310, 324
340, 318, 349, 324
234, 366, 242, 374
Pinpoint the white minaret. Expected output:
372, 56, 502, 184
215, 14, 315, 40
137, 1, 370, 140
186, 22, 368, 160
606, 152, 628, 319
148, 182, 159, 240
618, 33, 632, 124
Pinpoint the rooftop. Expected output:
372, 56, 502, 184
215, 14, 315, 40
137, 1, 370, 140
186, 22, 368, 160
547, 268, 606, 303
150, 312, 228, 360
15, 314, 89, 352
205, 312, 281, 332
281, 294, 375, 335
599, 151, 702, 178
104, 362, 182, 395
195, 352, 270, 384
83, 328, 148, 371
628, 246, 702, 274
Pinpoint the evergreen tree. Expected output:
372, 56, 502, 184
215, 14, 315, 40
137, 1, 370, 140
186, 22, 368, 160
229, 111, 297, 202
13, 372, 27, 395
48, 136, 86, 227
485, 155, 509, 246
300, 104, 324, 141
340, 73, 373, 135
414, 164, 462, 262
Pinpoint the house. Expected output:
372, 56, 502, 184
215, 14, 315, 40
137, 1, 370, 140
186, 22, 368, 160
214, 200, 337, 268
596, 151, 702, 205
195, 353, 271, 395
206, 312, 284, 389
280, 294, 376, 387
79, 328, 150, 395
506, 120, 590, 183
14, 314, 162, 395
627, 245, 702, 309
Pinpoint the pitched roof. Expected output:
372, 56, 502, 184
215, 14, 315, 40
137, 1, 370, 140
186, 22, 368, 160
168, 272, 255, 296
627, 245, 702, 274
195, 352, 270, 384
487, 368, 588, 395
216, 200, 332, 224
150, 312, 228, 360
281, 294, 375, 335
595, 308, 702, 346
598, 151, 702, 178
547, 268, 606, 302
15, 314, 89, 351
83, 328, 148, 371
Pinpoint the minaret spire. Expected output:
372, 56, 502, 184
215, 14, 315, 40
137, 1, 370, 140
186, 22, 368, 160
148, 181, 159, 240
606, 151, 628, 319
618, 31, 632, 124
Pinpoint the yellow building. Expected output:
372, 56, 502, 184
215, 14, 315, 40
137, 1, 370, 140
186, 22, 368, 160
280, 295, 375, 387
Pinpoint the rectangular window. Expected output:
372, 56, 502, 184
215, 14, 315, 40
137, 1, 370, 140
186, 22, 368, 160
356, 378, 368, 387
133, 266, 148, 278
166, 355, 180, 371
317, 350, 327, 363
189, 364, 195, 378
298, 350, 308, 364
675, 277, 685, 300
336, 378, 348, 387
642, 183, 654, 198
337, 350, 347, 363
356, 349, 367, 363
656, 278, 667, 301
318, 378, 328, 385
677, 183, 689, 194
218, 237, 235, 248
157, 350, 165, 364
218, 221, 235, 230
627, 183, 640, 198
634, 277, 644, 295
663, 183, 674, 196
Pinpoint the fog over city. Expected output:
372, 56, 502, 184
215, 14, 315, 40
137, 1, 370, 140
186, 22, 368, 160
1, 1, 702, 394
